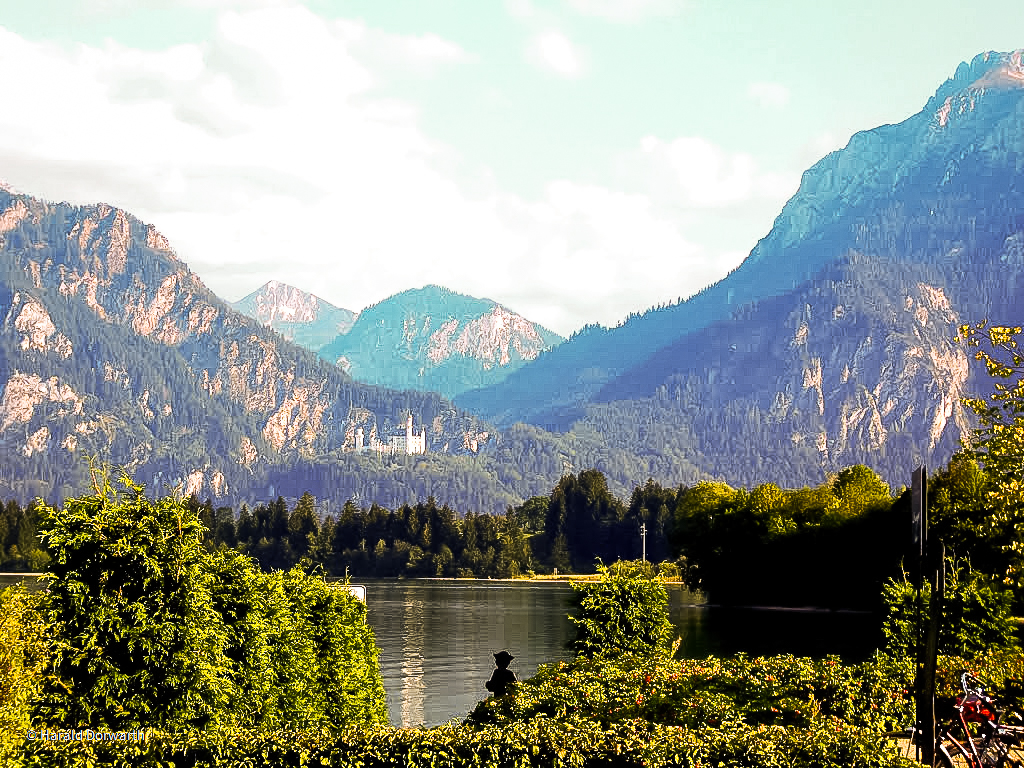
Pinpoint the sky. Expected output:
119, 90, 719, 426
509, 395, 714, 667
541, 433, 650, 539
0, 2, 1022, 336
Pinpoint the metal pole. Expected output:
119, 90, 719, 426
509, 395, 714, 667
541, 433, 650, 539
640, 522, 647, 562
912, 465, 936, 766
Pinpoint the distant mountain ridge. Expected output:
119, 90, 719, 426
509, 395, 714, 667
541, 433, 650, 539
231, 280, 356, 352
457, 50, 1024, 433
0, 189, 516, 511
456, 49, 1024, 487
318, 284, 563, 398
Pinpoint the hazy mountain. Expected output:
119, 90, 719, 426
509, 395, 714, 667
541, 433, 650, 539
0, 188, 516, 512
318, 285, 563, 398
231, 280, 356, 352
457, 49, 1024, 487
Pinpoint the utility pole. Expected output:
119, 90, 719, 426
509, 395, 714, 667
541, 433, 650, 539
640, 522, 647, 562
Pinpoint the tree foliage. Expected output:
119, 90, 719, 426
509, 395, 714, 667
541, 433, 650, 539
881, 564, 1019, 659
670, 466, 905, 608
569, 560, 673, 658
957, 320, 1024, 593
35, 472, 231, 730
0, 585, 49, 763
31, 470, 386, 732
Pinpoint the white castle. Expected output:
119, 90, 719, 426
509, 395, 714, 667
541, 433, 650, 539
355, 413, 426, 456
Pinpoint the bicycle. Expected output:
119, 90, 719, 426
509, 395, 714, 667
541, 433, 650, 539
884, 673, 1024, 767
932, 672, 1024, 767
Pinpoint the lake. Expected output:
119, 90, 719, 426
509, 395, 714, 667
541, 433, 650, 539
1, 574, 883, 728
364, 579, 882, 727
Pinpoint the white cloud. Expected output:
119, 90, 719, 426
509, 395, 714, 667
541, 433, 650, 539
336, 20, 470, 79
566, 0, 689, 22
81, 0, 296, 11
487, 180, 709, 331
628, 135, 798, 209
747, 81, 790, 109
527, 29, 586, 79
0, 11, 752, 336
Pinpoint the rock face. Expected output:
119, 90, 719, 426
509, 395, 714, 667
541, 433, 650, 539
232, 280, 356, 352
0, 190, 496, 508
318, 285, 563, 398
456, 49, 1024, 487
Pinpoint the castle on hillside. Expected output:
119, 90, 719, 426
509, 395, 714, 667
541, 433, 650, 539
355, 413, 427, 456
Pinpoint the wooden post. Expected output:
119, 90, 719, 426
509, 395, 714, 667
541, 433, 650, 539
912, 465, 940, 766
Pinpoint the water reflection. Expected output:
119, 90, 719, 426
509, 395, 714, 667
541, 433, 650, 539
399, 597, 426, 727
366, 580, 578, 728
366, 580, 880, 728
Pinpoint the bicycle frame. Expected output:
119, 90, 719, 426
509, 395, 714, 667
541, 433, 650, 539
936, 711, 987, 767
931, 672, 1023, 768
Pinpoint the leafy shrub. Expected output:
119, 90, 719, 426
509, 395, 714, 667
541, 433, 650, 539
15, 718, 921, 768
0, 585, 49, 763
467, 651, 914, 734
881, 565, 1019, 659
569, 560, 674, 658
31, 471, 386, 733
205, 551, 387, 729
34, 473, 233, 730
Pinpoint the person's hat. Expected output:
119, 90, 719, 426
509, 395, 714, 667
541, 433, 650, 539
493, 650, 514, 663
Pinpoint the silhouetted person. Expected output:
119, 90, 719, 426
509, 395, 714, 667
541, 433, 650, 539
485, 650, 517, 697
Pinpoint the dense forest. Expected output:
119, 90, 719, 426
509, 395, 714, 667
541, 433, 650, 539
2, 457, 1000, 611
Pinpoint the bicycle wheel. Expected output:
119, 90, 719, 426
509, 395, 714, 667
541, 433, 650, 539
975, 731, 1024, 767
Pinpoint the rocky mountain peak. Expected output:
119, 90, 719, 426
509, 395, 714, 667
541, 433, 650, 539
319, 285, 564, 398
926, 49, 1024, 127
240, 280, 329, 325
232, 280, 356, 350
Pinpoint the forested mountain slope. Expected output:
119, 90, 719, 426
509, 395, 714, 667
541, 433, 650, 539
457, 50, 1024, 434
0, 189, 511, 511
455, 49, 1024, 487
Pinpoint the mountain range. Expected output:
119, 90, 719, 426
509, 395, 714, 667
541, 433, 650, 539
231, 281, 563, 399
2, 49, 1023, 511
0, 192, 507, 511
457, 48, 1024, 487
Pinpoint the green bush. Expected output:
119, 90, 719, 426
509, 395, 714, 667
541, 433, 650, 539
15, 718, 921, 768
467, 651, 915, 734
205, 551, 387, 729
569, 560, 674, 658
881, 565, 1019, 659
34, 474, 232, 730
0, 585, 49, 764
31, 471, 386, 733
